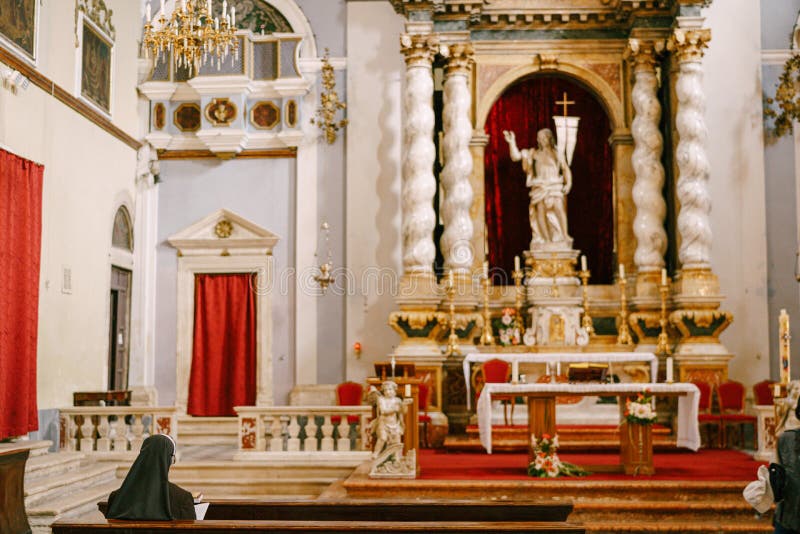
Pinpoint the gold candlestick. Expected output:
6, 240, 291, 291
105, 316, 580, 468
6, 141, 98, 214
656, 278, 671, 356
445, 275, 461, 356
480, 274, 495, 346
617, 275, 633, 345
578, 268, 594, 336
512, 265, 526, 335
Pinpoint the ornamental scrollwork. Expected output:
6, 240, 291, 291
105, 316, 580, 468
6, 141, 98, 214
75, 0, 116, 46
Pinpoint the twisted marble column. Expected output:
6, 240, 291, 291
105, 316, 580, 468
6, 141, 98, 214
628, 39, 667, 273
400, 33, 439, 275
440, 43, 475, 274
669, 28, 712, 269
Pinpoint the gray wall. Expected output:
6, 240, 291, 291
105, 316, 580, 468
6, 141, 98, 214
297, 0, 349, 384
762, 1, 800, 379
155, 158, 296, 405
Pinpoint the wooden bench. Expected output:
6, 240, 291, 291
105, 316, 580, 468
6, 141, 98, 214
97, 499, 573, 522
52, 518, 585, 533
0, 448, 30, 534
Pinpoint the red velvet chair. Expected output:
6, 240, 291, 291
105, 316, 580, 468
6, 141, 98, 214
418, 382, 431, 448
333, 381, 364, 426
718, 380, 757, 449
480, 359, 514, 425
692, 380, 723, 448
753, 379, 775, 406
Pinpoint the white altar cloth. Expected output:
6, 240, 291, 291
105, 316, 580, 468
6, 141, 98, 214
477, 382, 700, 453
463, 352, 659, 409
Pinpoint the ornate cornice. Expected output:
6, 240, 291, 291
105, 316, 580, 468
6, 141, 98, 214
75, 0, 116, 46
667, 28, 711, 62
400, 33, 440, 66
625, 38, 665, 71
441, 42, 474, 76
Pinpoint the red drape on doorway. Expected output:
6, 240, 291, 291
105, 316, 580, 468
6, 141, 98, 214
0, 149, 43, 439
484, 76, 615, 284
187, 273, 257, 416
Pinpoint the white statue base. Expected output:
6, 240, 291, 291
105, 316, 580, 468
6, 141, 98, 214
369, 444, 416, 479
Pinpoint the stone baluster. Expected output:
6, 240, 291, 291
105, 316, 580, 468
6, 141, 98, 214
627, 39, 667, 289
79, 416, 95, 451
113, 416, 129, 451
440, 42, 475, 279
287, 415, 301, 451
360, 413, 370, 451
96, 415, 111, 452
130, 415, 145, 451
67, 415, 79, 451
668, 28, 712, 271
319, 415, 335, 452
399, 33, 439, 280
268, 416, 284, 452
336, 417, 351, 452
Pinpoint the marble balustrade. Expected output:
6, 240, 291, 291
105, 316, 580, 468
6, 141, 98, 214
59, 407, 177, 456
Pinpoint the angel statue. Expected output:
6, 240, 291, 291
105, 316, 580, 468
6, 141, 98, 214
503, 128, 573, 248
367, 381, 416, 478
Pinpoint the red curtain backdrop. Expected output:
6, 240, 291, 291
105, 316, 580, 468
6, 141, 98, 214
484, 75, 614, 284
187, 273, 257, 416
0, 149, 43, 438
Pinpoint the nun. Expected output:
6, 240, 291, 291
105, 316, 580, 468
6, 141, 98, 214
105, 433, 196, 520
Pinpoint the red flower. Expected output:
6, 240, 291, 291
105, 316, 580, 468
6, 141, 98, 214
543, 433, 551, 440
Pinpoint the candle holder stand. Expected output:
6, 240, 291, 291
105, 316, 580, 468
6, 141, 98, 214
579, 268, 594, 336
617, 276, 633, 345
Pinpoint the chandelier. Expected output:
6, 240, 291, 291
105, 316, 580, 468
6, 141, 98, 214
144, 0, 239, 75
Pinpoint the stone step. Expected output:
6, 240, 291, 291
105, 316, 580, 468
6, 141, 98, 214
172, 477, 335, 498
27, 478, 119, 530
572, 500, 772, 523
25, 462, 118, 508
0, 440, 53, 457
177, 416, 239, 446
25, 451, 85, 480
584, 519, 773, 533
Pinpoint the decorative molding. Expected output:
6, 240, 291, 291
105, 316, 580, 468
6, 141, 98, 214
156, 148, 296, 159
204, 97, 237, 127
250, 101, 281, 130
667, 28, 711, 63
75, 0, 116, 46
0, 44, 140, 150
762, 49, 795, 66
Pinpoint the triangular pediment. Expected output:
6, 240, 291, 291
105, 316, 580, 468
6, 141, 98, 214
168, 208, 280, 256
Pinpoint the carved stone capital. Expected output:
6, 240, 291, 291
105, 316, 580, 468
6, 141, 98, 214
441, 43, 474, 76
389, 311, 448, 341
629, 311, 665, 342
669, 309, 733, 342
625, 39, 665, 72
400, 33, 440, 66
667, 28, 711, 63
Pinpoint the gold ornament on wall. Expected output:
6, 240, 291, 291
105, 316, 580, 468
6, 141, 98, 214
764, 54, 800, 139
214, 219, 233, 238
311, 48, 347, 144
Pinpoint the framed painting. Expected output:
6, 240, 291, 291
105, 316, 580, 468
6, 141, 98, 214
0, 0, 37, 60
80, 20, 112, 113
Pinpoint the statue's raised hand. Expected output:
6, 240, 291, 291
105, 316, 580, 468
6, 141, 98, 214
502, 130, 515, 144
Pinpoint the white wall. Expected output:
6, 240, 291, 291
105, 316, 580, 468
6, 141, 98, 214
345, 3, 405, 381
704, 0, 771, 383
0, 0, 141, 410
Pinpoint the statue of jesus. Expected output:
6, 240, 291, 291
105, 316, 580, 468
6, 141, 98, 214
503, 129, 573, 248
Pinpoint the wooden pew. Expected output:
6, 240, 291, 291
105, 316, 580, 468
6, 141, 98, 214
52, 518, 586, 533
0, 448, 31, 534
97, 499, 573, 522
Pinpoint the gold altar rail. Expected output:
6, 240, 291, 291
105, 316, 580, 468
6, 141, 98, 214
234, 406, 373, 461
58, 407, 177, 458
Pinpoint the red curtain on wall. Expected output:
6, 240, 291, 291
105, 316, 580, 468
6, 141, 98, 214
187, 273, 257, 416
484, 75, 614, 284
0, 149, 43, 439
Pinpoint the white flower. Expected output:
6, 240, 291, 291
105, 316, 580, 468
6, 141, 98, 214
501, 313, 513, 326
499, 330, 510, 344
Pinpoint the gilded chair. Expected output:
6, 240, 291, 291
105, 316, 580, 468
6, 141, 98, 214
480, 358, 515, 425
718, 380, 757, 449
753, 379, 775, 406
692, 380, 723, 448
333, 381, 364, 426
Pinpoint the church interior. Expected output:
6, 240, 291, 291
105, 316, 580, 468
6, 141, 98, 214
2, 0, 800, 532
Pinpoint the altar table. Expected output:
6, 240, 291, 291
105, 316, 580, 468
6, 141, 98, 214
464, 352, 659, 409
477, 383, 700, 474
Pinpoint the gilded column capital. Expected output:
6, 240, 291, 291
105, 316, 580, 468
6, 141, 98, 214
625, 39, 664, 72
441, 42, 474, 76
667, 28, 711, 63
400, 33, 440, 66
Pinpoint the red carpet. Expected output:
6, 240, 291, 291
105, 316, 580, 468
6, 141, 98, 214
418, 449, 764, 481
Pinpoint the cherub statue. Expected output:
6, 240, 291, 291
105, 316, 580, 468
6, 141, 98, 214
367, 381, 404, 459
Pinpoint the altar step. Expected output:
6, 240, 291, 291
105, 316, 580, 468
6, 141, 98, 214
443, 425, 676, 452
176, 415, 238, 446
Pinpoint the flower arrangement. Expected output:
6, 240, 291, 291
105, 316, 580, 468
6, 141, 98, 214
527, 433, 588, 478
624, 391, 657, 425
493, 308, 521, 346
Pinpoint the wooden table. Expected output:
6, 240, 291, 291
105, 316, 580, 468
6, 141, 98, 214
0, 448, 31, 534
477, 383, 700, 475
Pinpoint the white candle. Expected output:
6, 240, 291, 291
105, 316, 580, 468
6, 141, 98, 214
231, 6, 235, 26
619, 263, 625, 279
404, 384, 411, 398
222, 0, 227, 18
581, 255, 587, 272
483, 260, 489, 278
661, 268, 667, 286
556, 362, 562, 376
514, 255, 521, 271
666, 356, 674, 383
181, 0, 186, 11
146, 2, 151, 22
160, 0, 165, 16
545, 362, 551, 376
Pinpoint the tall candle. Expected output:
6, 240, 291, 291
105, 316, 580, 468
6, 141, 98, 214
514, 255, 521, 271
483, 260, 489, 278
556, 362, 562, 376
207, 0, 211, 14
222, 0, 227, 17
231, 6, 235, 26
780, 309, 791, 384
666, 356, 674, 383
404, 384, 411, 398
581, 255, 587, 272
619, 263, 625, 279
160, 0, 165, 15
391, 354, 396, 378
146, 2, 152, 22
545, 362, 551, 376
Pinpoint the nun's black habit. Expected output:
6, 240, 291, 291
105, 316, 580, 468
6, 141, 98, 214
105, 434, 196, 520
